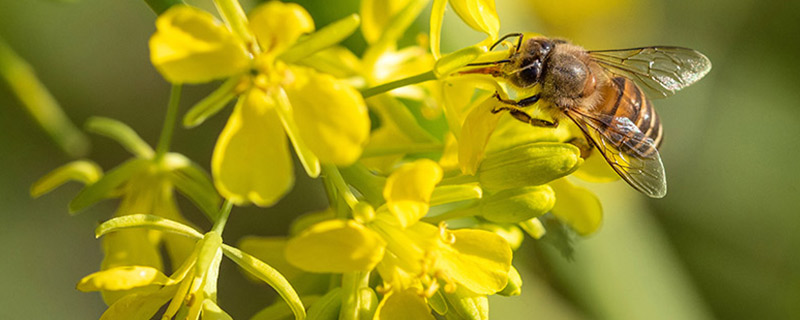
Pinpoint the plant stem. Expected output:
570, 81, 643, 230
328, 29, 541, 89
339, 271, 371, 320
154, 84, 182, 162
0, 36, 89, 158
211, 200, 234, 235
361, 142, 443, 158
360, 71, 437, 98
213, 0, 255, 45
324, 165, 359, 216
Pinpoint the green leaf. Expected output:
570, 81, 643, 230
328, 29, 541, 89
85, 117, 154, 158
280, 14, 361, 64
30, 160, 102, 198
69, 158, 150, 213
164, 153, 221, 222
95, 214, 203, 240
222, 244, 306, 320
183, 77, 239, 128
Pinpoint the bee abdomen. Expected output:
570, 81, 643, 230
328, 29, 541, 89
595, 77, 662, 157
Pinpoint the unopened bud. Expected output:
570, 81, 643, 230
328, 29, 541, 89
478, 142, 581, 191
498, 266, 522, 296
474, 223, 525, 250
479, 185, 555, 223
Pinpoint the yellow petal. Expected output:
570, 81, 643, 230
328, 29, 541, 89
212, 90, 294, 207
458, 97, 503, 175
449, 0, 500, 39
383, 159, 443, 228
284, 67, 370, 165
374, 288, 435, 320
286, 220, 386, 273
360, 0, 412, 44
435, 227, 512, 295
549, 178, 603, 236
77, 266, 169, 292
99, 285, 179, 320
149, 5, 249, 83
249, 1, 315, 56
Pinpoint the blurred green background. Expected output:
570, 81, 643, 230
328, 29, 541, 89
1, 0, 798, 319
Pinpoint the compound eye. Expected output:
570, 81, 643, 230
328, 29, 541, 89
518, 59, 542, 86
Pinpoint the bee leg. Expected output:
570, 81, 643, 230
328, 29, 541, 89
567, 137, 593, 158
492, 92, 541, 107
508, 109, 559, 127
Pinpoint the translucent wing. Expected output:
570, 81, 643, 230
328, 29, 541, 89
565, 109, 667, 198
588, 47, 711, 98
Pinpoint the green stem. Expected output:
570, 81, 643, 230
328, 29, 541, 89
421, 204, 480, 224
0, 36, 89, 158
154, 84, 182, 162
361, 142, 443, 158
213, 0, 255, 45
360, 71, 437, 98
211, 200, 234, 234
339, 271, 370, 320
323, 165, 358, 217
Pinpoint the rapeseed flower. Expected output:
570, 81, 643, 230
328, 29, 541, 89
149, 3, 370, 207
285, 160, 512, 319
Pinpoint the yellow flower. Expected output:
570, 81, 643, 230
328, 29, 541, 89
79, 232, 230, 320
149, 3, 370, 207
77, 215, 306, 320
285, 160, 512, 318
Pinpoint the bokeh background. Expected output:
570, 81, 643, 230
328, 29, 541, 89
1, 0, 798, 319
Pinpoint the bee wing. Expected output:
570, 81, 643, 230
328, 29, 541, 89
565, 109, 667, 198
588, 47, 711, 98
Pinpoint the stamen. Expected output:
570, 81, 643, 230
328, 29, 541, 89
438, 221, 455, 244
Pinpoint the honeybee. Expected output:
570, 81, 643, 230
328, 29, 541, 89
463, 33, 712, 198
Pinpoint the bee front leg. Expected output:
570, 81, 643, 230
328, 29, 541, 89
491, 92, 557, 128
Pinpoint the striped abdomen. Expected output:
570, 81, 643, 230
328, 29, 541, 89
593, 77, 662, 157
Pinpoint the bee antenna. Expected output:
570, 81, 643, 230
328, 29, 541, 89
466, 59, 511, 67
489, 33, 524, 51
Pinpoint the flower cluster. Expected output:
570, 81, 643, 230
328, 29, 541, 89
31, 0, 614, 319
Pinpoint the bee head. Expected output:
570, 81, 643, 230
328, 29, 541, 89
508, 38, 555, 88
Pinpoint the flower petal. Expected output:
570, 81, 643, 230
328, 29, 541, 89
449, 0, 500, 39
212, 90, 294, 207
360, 0, 411, 44
374, 288, 435, 320
286, 220, 386, 273
249, 1, 315, 56
383, 159, 443, 228
77, 266, 169, 292
149, 5, 249, 83
98, 285, 179, 320
436, 227, 512, 295
284, 67, 370, 165
549, 178, 603, 236
458, 96, 503, 175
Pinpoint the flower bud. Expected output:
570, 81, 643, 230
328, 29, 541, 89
479, 185, 555, 223
473, 223, 525, 250
478, 142, 581, 191
443, 286, 489, 320
498, 266, 522, 297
